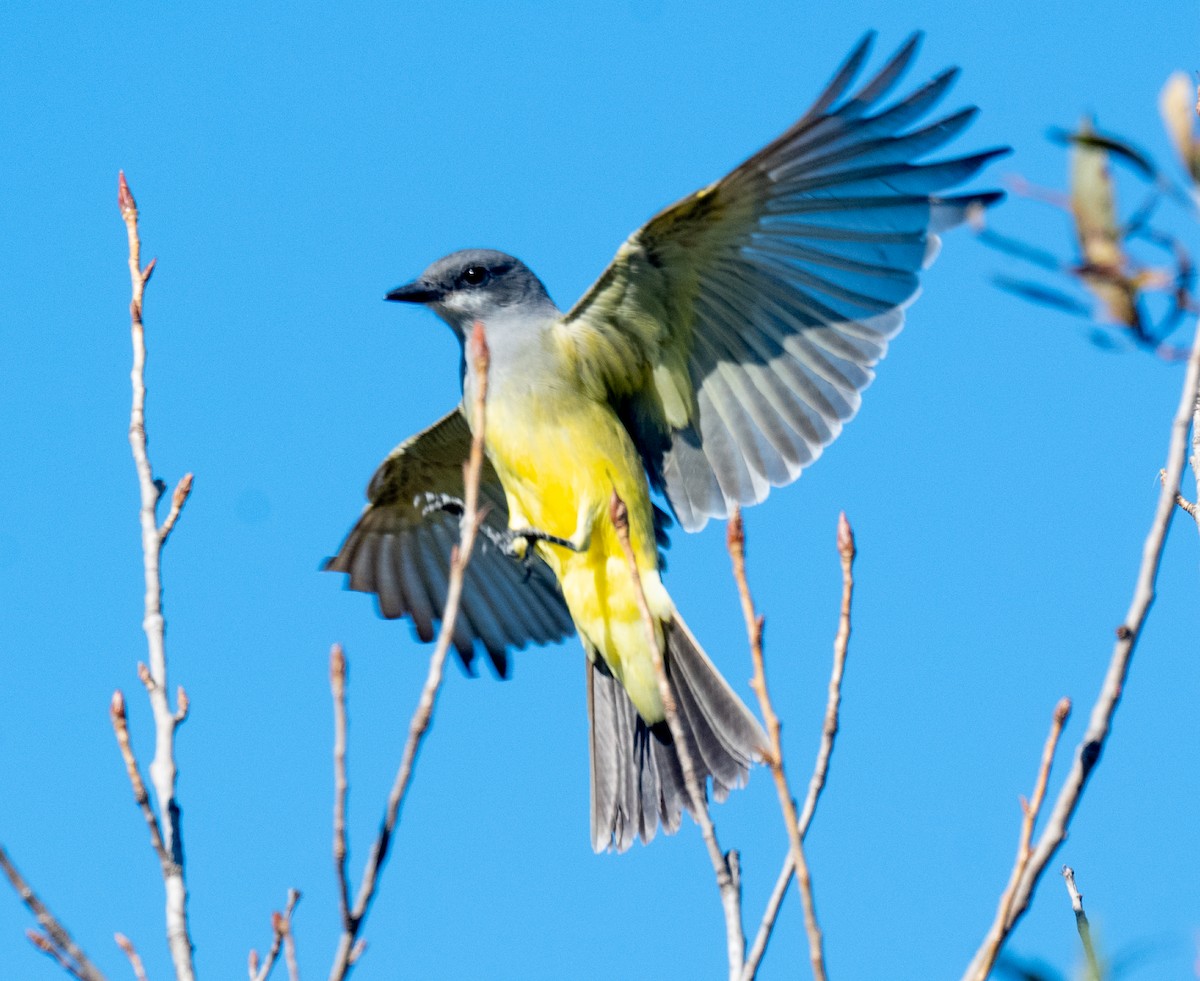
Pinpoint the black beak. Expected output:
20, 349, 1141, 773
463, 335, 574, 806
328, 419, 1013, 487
386, 280, 442, 304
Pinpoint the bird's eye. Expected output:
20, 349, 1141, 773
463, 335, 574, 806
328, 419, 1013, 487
461, 266, 488, 287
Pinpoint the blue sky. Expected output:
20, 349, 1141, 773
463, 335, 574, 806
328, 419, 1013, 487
1, 2, 1198, 979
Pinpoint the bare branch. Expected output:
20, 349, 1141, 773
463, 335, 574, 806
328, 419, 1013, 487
283, 891, 301, 981
1062, 866, 1103, 981
158, 473, 194, 547
1159, 467, 1197, 517
250, 890, 301, 981
328, 322, 492, 981
965, 697, 1071, 980
114, 933, 149, 981
727, 507, 826, 981
0, 844, 106, 981
109, 691, 170, 868
744, 511, 857, 980
1189, 393, 1200, 538
28, 929, 90, 981
119, 170, 196, 980
610, 490, 744, 979
961, 313, 1200, 979
331, 644, 350, 929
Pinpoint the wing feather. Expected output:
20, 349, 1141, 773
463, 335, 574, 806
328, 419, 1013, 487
325, 408, 575, 674
556, 34, 1005, 528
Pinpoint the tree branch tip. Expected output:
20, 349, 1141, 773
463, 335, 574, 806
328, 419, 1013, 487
726, 505, 745, 553
110, 689, 127, 720
836, 511, 856, 558
142, 257, 157, 284
330, 643, 347, 696
118, 171, 135, 215
349, 938, 367, 964
174, 686, 190, 722
1054, 697, 1072, 723
25, 928, 54, 953
136, 662, 153, 689
249, 949, 260, 973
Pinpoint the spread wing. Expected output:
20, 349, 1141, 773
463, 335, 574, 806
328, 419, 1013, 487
325, 408, 576, 677
557, 32, 1008, 531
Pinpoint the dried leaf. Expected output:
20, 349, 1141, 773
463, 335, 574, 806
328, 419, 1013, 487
1158, 71, 1200, 183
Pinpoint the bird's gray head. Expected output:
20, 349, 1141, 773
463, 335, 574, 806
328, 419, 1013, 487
386, 249, 556, 337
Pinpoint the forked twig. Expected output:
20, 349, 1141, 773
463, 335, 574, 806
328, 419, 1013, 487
743, 512, 857, 980
327, 323, 492, 980
250, 890, 301, 981
727, 507, 826, 981
966, 698, 1071, 979
0, 845, 105, 981
960, 314, 1200, 980
610, 491, 745, 980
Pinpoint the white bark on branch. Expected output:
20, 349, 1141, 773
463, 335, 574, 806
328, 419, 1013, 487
118, 171, 196, 981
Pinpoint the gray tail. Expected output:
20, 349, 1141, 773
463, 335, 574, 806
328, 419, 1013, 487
587, 612, 768, 853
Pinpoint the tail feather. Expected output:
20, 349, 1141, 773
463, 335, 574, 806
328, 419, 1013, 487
587, 611, 768, 852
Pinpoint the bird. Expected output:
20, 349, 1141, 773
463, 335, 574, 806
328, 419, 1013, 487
325, 32, 1006, 853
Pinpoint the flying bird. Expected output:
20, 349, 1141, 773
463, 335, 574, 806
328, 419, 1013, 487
326, 32, 1006, 852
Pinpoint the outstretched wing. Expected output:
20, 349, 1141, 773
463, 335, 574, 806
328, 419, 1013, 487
558, 32, 1008, 531
325, 408, 576, 676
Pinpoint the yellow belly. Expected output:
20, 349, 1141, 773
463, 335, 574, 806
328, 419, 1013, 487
484, 394, 672, 722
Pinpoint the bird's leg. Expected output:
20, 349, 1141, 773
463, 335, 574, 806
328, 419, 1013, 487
504, 500, 596, 568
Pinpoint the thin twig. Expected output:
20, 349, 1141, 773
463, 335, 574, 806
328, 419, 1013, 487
284, 896, 301, 981
158, 473, 194, 547
727, 507, 826, 981
327, 322, 492, 981
966, 698, 1072, 980
610, 491, 745, 980
114, 933, 149, 981
1189, 393, 1200, 538
743, 511, 856, 980
250, 890, 301, 981
110, 691, 170, 867
331, 644, 350, 927
1062, 866, 1104, 981
960, 314, 1200, 980
0, 844, 106, 981
119, 170, 196, 980
27, 930, 90, 981
1159, 468, 1197, 517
